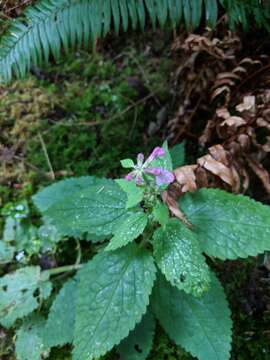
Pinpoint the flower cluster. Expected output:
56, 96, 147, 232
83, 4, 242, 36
125, 147, 175, 186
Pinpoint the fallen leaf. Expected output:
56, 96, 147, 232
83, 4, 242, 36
174, 165, 197, 193
236, 95, 256, 112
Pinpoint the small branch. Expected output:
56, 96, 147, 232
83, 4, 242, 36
107, 93, 155, 123
5, 0, 32, 14
38, 132, 55, 180
75, 239, 82, 265
44, 263, 83, 277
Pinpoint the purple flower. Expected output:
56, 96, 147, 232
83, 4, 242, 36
135, 175, 143, 185
144, 147, 165, 165
125, 172, 134, 181
123, 146, 174, 187
145, 167, 175, 186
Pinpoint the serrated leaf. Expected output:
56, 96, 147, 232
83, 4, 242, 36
116, 179, 144, 209
152, 273, 232, 360
38, 178, 129, 238
153, 219, 210, 297
106, 210, 148, 251
180, 188, 270, 260
0, 240, 14, 264
0, 266, 51, 328
121, 159, 135, 168
15, 315, 49, 360
73, 244, 156, 360
43, 278, 76, 348
32, 176, 99, 213
169, 142, 185, 168
149, 141, 173, 172
152, 201, 169, 228
118, 310, 155, 360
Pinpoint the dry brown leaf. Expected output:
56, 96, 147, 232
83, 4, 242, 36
197, 154, 233, 186
233, 66, 248, 75
211, 85, 231, 102
216, 72, 242, 81
174, 165, 198, 193
236, 95, 256, 112
209, 144, 229, 165
216, 108, 231, 119
220, 116, 246, 127
162, 190, 192, 227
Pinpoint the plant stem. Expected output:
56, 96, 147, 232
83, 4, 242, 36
44, 263, 83, 277
75, 239, 82, 265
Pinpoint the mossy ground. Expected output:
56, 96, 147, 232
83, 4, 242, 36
0, 31, 270, 360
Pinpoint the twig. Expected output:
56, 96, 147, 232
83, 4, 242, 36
38, 132, 55, 180
5, 0, 32, 13
108, 93, 155, 122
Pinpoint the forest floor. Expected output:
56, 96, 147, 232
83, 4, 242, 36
1, 21, 270, 360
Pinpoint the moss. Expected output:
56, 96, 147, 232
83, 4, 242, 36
25, 51, 167, 179
220, 260, 270, 360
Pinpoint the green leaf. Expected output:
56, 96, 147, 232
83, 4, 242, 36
15, 315, 49, 360
0, 266, 51, 328
121, 158, 135, 168
169, 142, 185, 169
180, 188, 270, 259
204, 0, 218, 27
106, 209, 148, 251
38, 178, 129, 238
153, 219, 210, 297
73, 243, 156, 360
118, 310, 155, 360
152, 273, 232, 360
152, 201, 169, 228
191, 0, 203, 28
32, 176, 99, 213
149, 141, 173, 172
3, 216, 16, 242
0, 240, 14, 264
43, 278, 76, 347
116, 179, 144, 209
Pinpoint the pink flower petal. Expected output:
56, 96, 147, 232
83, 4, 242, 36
125, 172, 134, 181
145, 147, 165, 164
145, 167, 162, 176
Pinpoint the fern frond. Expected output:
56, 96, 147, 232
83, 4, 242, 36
0, 0, 269, 82
0, 0, 220, 82
220, 0, 270, 31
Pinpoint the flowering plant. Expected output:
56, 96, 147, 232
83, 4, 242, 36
1, 142, 270, 360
